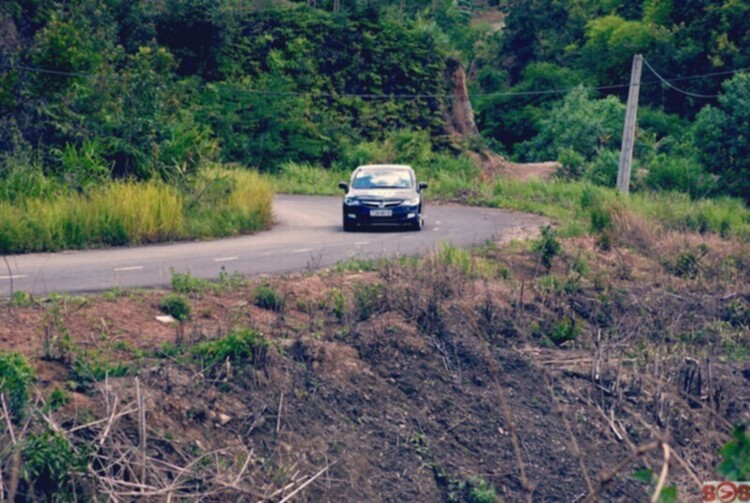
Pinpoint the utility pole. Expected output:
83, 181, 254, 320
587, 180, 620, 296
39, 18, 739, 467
617, 54, 643, 194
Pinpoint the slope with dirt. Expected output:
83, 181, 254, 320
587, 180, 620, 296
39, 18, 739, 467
1, 222, 749, 501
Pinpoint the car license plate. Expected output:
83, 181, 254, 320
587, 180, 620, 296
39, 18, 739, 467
370, 209, 392, 217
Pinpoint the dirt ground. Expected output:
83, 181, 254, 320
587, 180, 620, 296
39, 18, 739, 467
2, 228, 749, 501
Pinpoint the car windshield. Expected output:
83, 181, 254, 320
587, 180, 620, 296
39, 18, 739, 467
351, 169, 413, 190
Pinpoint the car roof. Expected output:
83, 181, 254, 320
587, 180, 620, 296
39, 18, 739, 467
355, 164, 413, 171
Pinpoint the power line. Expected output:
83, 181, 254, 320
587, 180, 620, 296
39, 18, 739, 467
1, 61, 747, 100
642, 58, 720, 99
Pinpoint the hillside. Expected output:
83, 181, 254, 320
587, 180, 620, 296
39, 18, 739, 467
2, 225, 749, 501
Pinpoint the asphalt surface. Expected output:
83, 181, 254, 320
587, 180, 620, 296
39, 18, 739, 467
0, 195, 547, 296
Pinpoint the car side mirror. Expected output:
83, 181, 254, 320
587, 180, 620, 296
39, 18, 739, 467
418, 182, 429, 191
338, 182, 349, 191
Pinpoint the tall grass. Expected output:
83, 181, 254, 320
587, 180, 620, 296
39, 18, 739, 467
269, 162, 346, 196
268, 160, 750, 242
0, 168, 274, 254
186, 167, 274, 237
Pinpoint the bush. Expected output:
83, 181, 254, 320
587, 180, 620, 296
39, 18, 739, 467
533, 225, 561, 271
21, 430, 88, 500
69, 349, 130, 388
548, 318, 581, 346
160, 294, 192, 321
719, 424, 750, 481
170, 269, 210, 294
354, 283, 385, 321
254, 282, 285, 311
643, 154, 714, 198
0, 352, 35, 423
190, 329, 269, 370
584, 149, 620, 187
10, 290, 34, 307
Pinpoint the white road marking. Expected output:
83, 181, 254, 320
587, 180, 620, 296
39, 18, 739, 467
214, 256, 238, 263
293, 248, 313, 253
355, 241, 370, 246
0, 275, 27, 280
433, 228, 440, 232
113, 266, 144, 272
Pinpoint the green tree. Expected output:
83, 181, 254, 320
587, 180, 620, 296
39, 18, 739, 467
693, 73, 750, 201
516, 85, 625, 164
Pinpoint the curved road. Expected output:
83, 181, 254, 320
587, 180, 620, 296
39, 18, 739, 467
0, 195, 546, 296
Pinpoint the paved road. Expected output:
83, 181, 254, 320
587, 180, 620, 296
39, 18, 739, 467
0, 195, 546, 296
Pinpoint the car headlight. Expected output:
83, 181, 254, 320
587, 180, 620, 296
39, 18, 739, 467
402, 196, 420, 206
344, 197, 360, 206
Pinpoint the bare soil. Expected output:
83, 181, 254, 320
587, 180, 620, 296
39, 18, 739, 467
1, 231, 749, 501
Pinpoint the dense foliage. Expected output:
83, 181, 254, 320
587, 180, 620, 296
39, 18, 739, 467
471, 0, 750, 201
1, 0, 749, 224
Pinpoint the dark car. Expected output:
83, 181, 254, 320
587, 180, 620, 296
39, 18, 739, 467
338, 164, 428, 232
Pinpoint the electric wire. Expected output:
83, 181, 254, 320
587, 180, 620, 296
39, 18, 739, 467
642, 58, 720, 99
1, 61, 747, 100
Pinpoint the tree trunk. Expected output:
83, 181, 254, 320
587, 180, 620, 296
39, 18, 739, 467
442, 58, 479, 139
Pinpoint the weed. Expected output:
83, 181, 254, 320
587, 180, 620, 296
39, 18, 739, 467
0, 351, 34, 423
190, 329, 269, 371
160, 293, 192, 321
10, 290, 34, 307
353, 283, 384, 321
719, 424, 750, 480
590, 204, 613, 250
325, 288, 347, 322
533, 225, 561, 271
70, 349, 130, 389
464, 477, 501, 503
254, 281, 285, 311
721, 300, 750, 328
21, 429, 89, 500
333, 257, 382, 273
548, 318, 581, 346
102, 287, 128, 301
46, 386, 70, 412
218, 266, 246, 289
170, 268, 210, 293
40, 304, 72, 361
631, 468, 678, 503
155, 341, 184, 359
665, 246, 708, 279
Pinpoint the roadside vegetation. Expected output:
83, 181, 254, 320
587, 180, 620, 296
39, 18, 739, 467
1, 1, 749, 499
0, 167, 272, 253
2, 220, 749, 500
2, 0, 749, 255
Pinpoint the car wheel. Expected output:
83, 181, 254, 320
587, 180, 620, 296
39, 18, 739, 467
411, 215, 424, 231
343, 216, 356, 232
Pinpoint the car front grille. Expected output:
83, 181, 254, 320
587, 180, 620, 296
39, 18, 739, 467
360, 199, 403, 208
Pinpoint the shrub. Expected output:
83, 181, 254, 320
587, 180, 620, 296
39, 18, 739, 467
160, 294, 192, 321
190, 329, 269, 370
0, 352, 35, 423
533, 225, 561, 271
10, 290, 34, 307
170, 269, 210, 294
719, 424, 750, 481
463, 477, 500, 503
254, 282, 285, 311
354, 283, 385, 321
548, 318, 581, 346
21, 430, 88, 500
69, 349, 129, 388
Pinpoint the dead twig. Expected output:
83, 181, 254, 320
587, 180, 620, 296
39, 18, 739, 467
279, 460, 338, 503
651, 442, 671, 503
582, 441, 660, 503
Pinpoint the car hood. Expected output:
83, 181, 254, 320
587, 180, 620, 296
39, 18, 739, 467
347, 188, 417, 199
